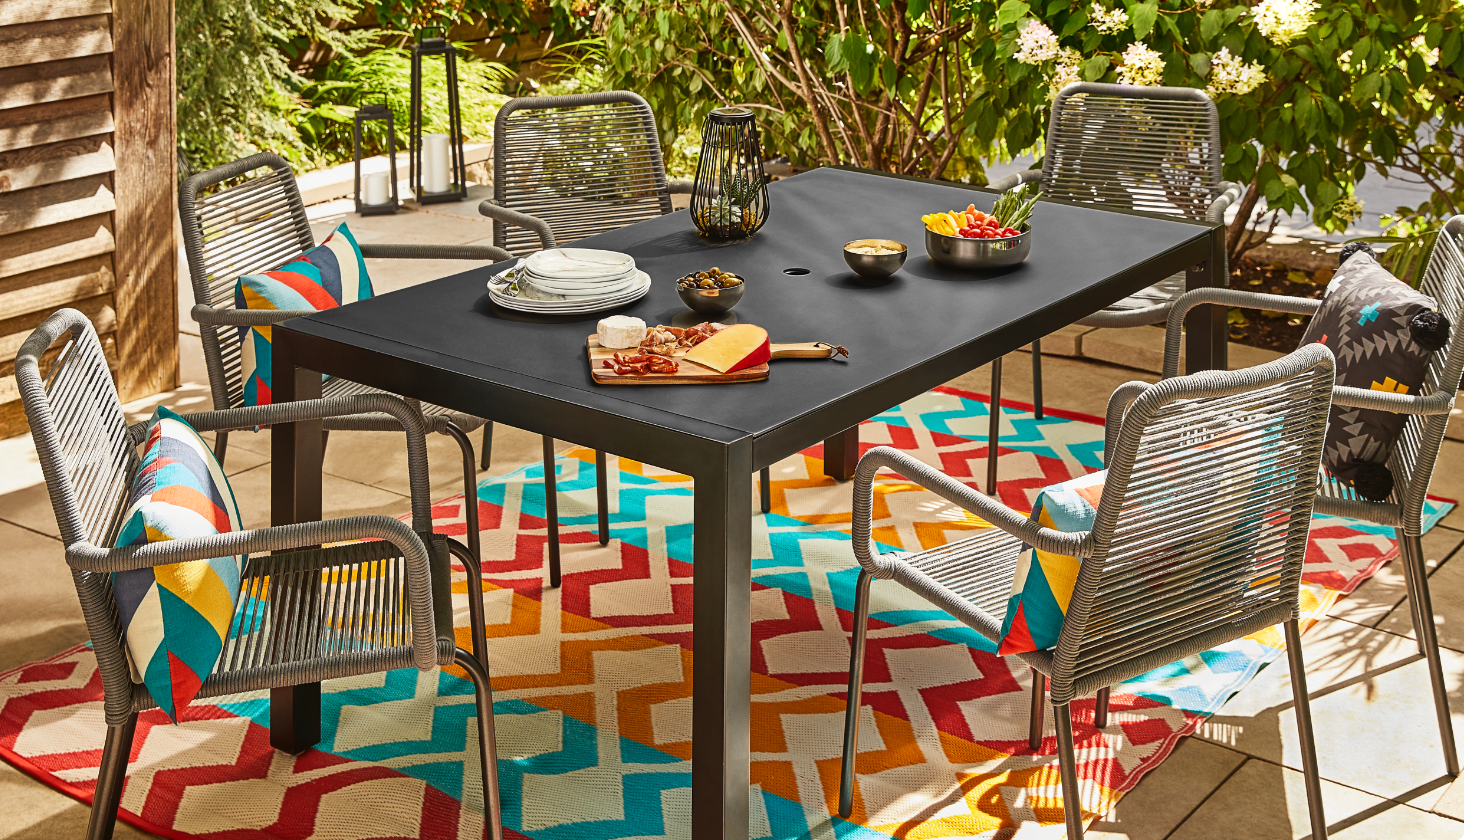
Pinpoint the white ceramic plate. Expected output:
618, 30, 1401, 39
523, 248, 635, 280
488, 267, 651, 314
521, 267, 640, 295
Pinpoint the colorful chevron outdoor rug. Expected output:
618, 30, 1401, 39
0, 385, 1452, 839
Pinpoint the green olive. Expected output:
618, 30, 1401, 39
698, 278, 715, 288
723, 277, 742, 287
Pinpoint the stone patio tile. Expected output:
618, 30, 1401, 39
1167, 758, 1464, 840
1194, 616, 1461, 810
0, 522, 85, 674
1011, 324, 1093, 359
1087, 739, 1246, 840
224, 463, 410, 531
0, 761, 151, 840
1378, 534, 1464, 653
1331, 526, 1464, 629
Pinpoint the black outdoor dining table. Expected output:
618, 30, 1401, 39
269, 165, 1227, 840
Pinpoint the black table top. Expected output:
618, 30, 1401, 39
282, 167, 1213, 464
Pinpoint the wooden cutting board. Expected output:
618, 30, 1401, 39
587, 336, 842, 385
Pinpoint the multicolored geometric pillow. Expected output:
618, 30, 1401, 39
1297, 245, 1450, 500
996, 470, 1105, 655
235, 223, 372, 407
112, 406, 244, 722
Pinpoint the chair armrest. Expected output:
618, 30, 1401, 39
175, 394, 433, 527
988, 169, 1043, 192
1104, 381, 1152, 461
67, 515, 438, 671
667, 179, 695, 195
1207, 181, 1244, 225
477, 199, 557, 250
359, 242, 512, 262
191, 304, 314, 328
1334, 386, 1455, 415
1162, 288, 1323, 378
852, 447, 1089, 579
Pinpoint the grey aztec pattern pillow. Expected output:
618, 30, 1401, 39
1297, 248, 1449, 501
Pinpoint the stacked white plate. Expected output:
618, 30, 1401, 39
487, 248, 651, 314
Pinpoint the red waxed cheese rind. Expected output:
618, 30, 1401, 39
682, 324, 770, 373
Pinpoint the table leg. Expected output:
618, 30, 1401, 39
270, 336, 324, 755
823, 425, 859, 481
1184, 223, 1229, 374
693, 440, 753, 840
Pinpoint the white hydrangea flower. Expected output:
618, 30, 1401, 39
1412, 34, 1441, 67
1089, 3, 1130, 34
1117, 42, 1165, 86
1330, 195, 1364, 227
1252, 0, 1317, 47
1205, 47, 1267, 96
1337, 49, 1353, 71
1049, 49, 1084, 99
1015, 20, 1061, 64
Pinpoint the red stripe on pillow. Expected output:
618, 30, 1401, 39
264, 269, 339, 310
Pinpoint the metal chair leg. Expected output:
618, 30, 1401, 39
542, 436, 561, 588
480, 422, 493, 471
596, 450, 610, 545
1398, 532, 1460, 775
1284, 619, 1329, 840
1032, 339, 1044, 420
1395, 528, 1430, 658
987, 357, 1002, 496
759, 467, 772, 514
214, 430, 229, 466
1054, 702, 1086, 840
447, 537, 488, 667
445, 423, 481, 566
85, 713, 137, 840
839, 569, 874, 819
453, 648, 504, 840
1029, 667, 1046, 751
1094, 686, 1110, 729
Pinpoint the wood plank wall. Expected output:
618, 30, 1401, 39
0, 0, 176, 437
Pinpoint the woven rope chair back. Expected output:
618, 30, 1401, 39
493, 91, 671, 255
179, 153, 316, 412
1043, 83, 1221, 222
1049, 345, 1335, 702
1385, 216, 1464, 524
17, 310, 138, 717
16, 309, 137, 550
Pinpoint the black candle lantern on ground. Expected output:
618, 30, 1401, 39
408, 27, 468, 204
353, 91, 399, 215
690, 107, 771, 239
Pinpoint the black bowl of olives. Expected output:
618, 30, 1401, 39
675, 267, 746, 316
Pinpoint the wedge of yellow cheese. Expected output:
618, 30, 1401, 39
682, 324, 771, 373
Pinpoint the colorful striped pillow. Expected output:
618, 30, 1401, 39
235, 223, 372, 407
113, 406, 244, 721
996, 470, 1105, 656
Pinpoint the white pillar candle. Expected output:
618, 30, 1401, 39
363, 171, 390, 206
424, 133, 450, 194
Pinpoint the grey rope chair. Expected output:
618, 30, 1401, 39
179, 152, 567, 588
986, 82, 1244, 494
479, 90, 776, 527
1156, 215, 1464, 777
839, 344, 1336, 840
17, 309, 503, 840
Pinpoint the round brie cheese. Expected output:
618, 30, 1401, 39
597, 315, 647, 349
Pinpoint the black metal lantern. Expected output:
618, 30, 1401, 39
690, 107, 771, 239
408, 26, 468, 204
353, 91, 399, 216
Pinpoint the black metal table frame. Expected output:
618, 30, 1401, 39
268, 166, 1227, 840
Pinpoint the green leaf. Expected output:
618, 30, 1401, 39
1081, 55, 1109, 81
1336, 13, 1353, 43
1129, 0, 1158, 38
1060, 9, 1088, 38
1189, 51, 1211, 77
907, 0, 930, 19
996, 0, 1030, 30
1316, 181, 1340, 205
825, 33, 848, 73
1200, 8, 1224, 41
1443, 29, 1461, 68
1353, 72, 1381, 103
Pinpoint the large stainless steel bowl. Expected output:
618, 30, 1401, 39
677, 280, 746, 315
924, 227, 1031, 270
843, 239, 908, 278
